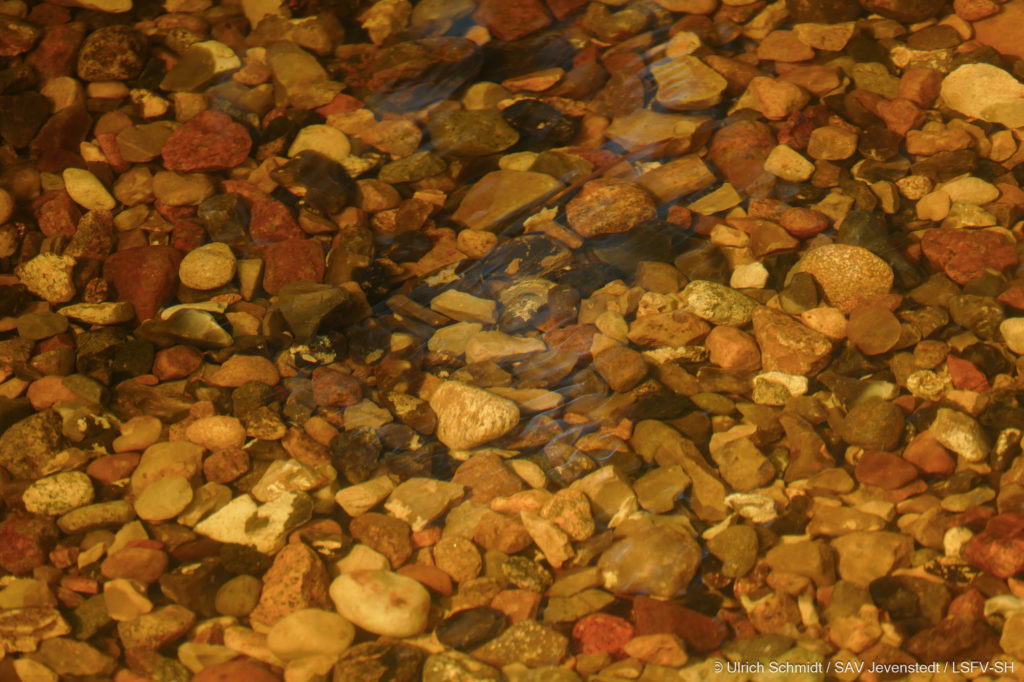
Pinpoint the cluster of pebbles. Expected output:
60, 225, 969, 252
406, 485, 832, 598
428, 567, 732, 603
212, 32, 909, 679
9, 0, 1024, 680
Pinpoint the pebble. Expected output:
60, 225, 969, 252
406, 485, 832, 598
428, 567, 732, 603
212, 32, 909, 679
22, 472, 94, 516
178, 242, 237, 290
789, 244, 894, 314
15, 254, 77, 305
133, 475, 193, 522
194, 492, 312, 554
429, 381, 520, 451
941, 64, 1024, 129
597, 524, 701, 599
76, 25, 147, 81
266, 608, 354, 661
929, 408, 990, 463
102, 245, 182, 321
162, 110, 252, 173
329, 570, 430, 638
680, 280, 757, 326
62, 168, 116, 211
651, 56, 728, 110
763, 144, 815, 182
427, 109, 519, 156
288, 124, 351, 164
566, 180, 656, 238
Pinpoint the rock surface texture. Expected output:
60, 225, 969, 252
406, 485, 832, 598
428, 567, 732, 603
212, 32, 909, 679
2, 0, 1024, 679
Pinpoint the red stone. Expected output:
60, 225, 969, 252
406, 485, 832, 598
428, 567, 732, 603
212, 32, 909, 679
875, 98, 924, 137
998, 285, 1024, 311
87, 453, 141, 485
161, 110, 252, 172
920, 228, 1018, 285
779, 207, 830, 239
854, 451, 919, 489
396, 564, 453, 596
898, 66, 943, 109
545, 0, 587, 19
249, 198, 304, 243
946, 355, 991, 393
310, 366, 362, 407
153, 345, 203, 381
947, 588, 986, 619
572, 613, 634, 657
348, 513, 413, 569
171, 219, 205, 253
633, 597, 727, 653
248, 543, 331, 629
103, 245, 183, 321
26, 22, 86, 79
261, 239, 325, 295
474, 0, 552, 42
965, 513, 1024, 579
902, 431, 955, 476
0, 512, 58, 574
708, 120, 775, 193
33, 190, 80, 238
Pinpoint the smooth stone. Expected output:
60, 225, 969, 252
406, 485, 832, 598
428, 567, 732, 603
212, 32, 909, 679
597, 524, 701, 599
329, 570, 430, 638
178, 242, 237, 290
288, 124, 351, 164
133, 475, 193, 522
266, 608, 355, 661
452, 170, 563, 232
215, 574, 262, 617
429, 381, 520, 451
62, 168, 115, 212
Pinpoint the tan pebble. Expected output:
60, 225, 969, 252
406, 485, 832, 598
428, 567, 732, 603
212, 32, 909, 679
133, 474, 194, 522
113, 416, 163, 453
800, 307, 848, 340
456, 229, 498, 259
186, 415, 246, 450
209, 354, 280, 387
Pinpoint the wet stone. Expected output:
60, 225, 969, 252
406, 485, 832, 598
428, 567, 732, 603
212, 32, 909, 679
76, 26, 147, 82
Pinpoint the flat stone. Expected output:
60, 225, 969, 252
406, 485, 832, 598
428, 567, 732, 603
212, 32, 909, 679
566, 180, 656, 238
193, 492, 313, 554
384, 477, 465, 532
453, 171, 563, 232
